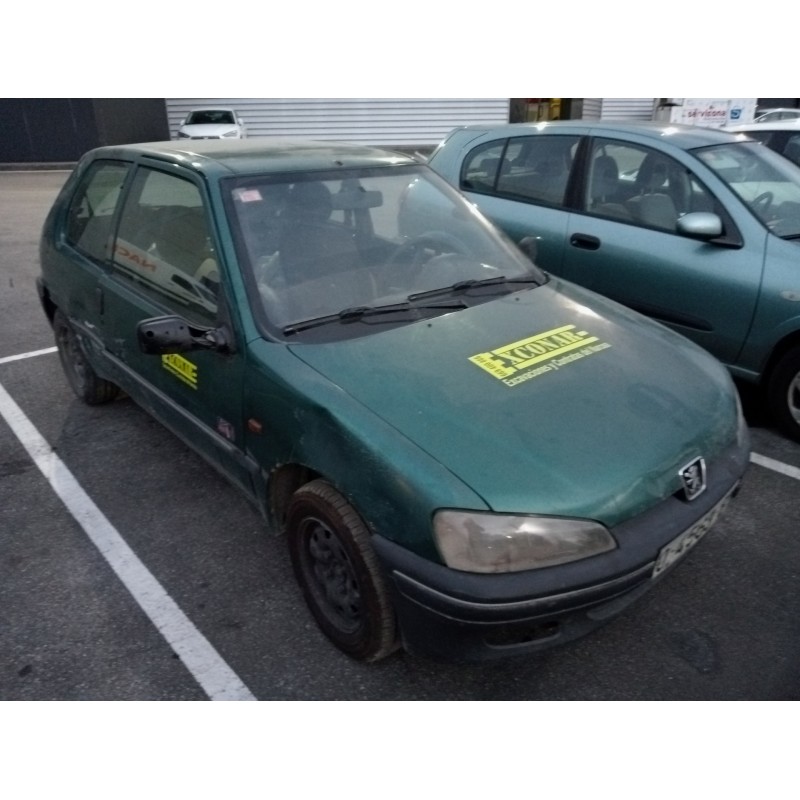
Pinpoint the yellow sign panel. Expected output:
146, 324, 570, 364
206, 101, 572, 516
470, 324, 611, 387
162, 353, 198, 389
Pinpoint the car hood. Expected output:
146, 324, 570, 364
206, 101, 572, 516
288, 279, 739, 526
180, 123, 239, 137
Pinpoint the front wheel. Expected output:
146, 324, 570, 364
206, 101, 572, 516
53, 310, 119, 405
767, 346, 800, 442
287, 480, 398, 661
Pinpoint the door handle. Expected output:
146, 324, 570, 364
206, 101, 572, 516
570, 233, 601, 250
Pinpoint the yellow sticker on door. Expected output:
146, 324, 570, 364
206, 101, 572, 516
162, 353, 198, 389
469, 324, 611, 387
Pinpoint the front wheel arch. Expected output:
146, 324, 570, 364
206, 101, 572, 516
286, 479, 399, 662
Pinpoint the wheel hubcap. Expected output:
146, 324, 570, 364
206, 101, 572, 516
303, 517, 361, 632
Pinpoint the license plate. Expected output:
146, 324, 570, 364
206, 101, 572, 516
652, 496, 731, 578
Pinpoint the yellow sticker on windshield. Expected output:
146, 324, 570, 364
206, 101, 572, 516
470, 325, 611, 387
162, 353, 198, 389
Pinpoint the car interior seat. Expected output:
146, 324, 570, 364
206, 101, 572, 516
152, 207, 215, 276
625, 155, 678, 231
279, 181, 361, 283
783, 138, 800, 167
266, 181, 372, 325
589, 154, 631, 221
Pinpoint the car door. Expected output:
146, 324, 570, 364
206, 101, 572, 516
456, 134, 582, 273
99, 160, 255, 495
557, 136, 768, 365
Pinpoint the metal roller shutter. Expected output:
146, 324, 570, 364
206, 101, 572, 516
166, 98, 510, 146
580, 98, 655, 120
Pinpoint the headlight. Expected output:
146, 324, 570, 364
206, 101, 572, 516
433, 510, 616, 573
222, 130, 240, 138
177, 131, 190, 138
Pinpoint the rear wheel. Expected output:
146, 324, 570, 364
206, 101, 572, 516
287, 480, 398, 661
767, 346, 800, 442
53, 310, 119, 405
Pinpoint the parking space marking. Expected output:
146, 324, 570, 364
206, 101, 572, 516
0, 346, 57, 365
750, 452, 800, 481
0, 378, 256, 701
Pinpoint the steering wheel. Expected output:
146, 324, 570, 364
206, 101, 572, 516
752, 191, 774, 216
387, 231, 467, 269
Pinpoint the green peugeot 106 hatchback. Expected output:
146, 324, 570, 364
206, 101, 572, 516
38, 140, 749, 662
428, 121, 800, 442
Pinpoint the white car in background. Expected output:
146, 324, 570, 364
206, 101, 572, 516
177, 108, 247, 140
753, 108, 800, 124
724, 119, 800, 167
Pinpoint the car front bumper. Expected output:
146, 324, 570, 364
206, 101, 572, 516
372, 438, 749, 662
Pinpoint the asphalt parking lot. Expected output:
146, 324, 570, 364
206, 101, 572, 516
1, 170, 799, 701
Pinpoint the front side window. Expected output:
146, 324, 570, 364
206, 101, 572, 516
111, 167, 218, 325
584, 139, 720, 233
225, 165, 543, 341
694, 141, 800, 237
65, 160, 129, 261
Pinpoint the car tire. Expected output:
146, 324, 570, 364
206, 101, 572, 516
53, 310, 119, 405
767, 346, 800, 442
287, 479, 398, 662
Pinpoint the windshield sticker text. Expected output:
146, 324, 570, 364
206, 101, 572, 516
162, 353, 198, 389
469, 325, 611, 387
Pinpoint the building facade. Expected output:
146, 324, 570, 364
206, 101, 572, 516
3, 98, 797, 164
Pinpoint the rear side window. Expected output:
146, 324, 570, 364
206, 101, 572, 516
111, 167, 218, 326
65, 160, 129, 261
460, 135, 579, 209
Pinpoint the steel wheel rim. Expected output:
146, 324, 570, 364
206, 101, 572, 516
58, 325, 88, 392
788, 370, 800, 425
301, 516, 362, 633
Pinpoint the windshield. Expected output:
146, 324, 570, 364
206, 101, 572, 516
224, 165, 543, 340
693, 141, 800, 237
186, 110, 235, 125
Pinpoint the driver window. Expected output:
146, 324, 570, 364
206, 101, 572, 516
111, 167, 218, 326
585, 139, 719, 232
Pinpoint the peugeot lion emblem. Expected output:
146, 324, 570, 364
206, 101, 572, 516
680, 457, 707, 501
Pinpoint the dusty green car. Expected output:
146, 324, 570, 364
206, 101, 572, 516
38, 140, 749, 662
428, 121, 800, 442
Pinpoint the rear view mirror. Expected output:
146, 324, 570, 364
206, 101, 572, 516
331, 188, 383, 210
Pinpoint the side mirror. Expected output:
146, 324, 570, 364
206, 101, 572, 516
137, 315, 228, 354
677, 212, 723, 240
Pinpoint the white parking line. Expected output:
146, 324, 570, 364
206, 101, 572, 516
0, 378, 256, 701
750, 452, 800, 481
0, 346, 57, 365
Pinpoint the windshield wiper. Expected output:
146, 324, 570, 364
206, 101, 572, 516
407, 274, 541, 302
282, 300, 466, 336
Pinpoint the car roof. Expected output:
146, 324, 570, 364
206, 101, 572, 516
443, 120, 741, 150
84, 139, 418, 177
